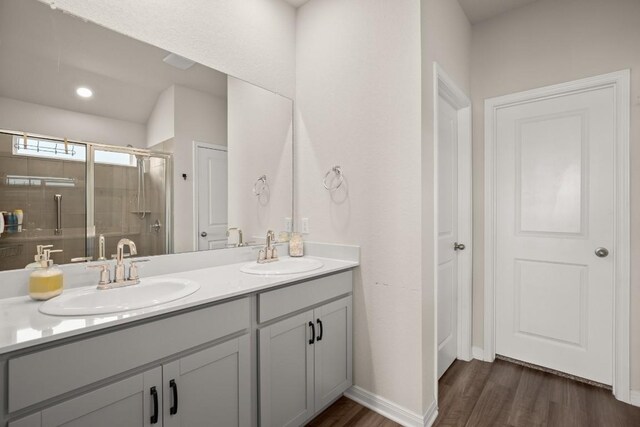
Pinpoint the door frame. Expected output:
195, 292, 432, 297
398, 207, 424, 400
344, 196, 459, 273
483, 70, 630, 402
192, 141, 228, 251
433, 62, 473, 380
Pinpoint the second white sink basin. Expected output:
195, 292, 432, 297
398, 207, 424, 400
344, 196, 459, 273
240, 257, 323, 275
39, 277, 200, 316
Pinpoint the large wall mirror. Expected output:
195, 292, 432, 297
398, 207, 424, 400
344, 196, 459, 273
0, 0, 293, 271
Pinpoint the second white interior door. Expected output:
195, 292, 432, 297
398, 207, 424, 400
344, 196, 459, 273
437, 94, 459, 379
493, 84, 616, 385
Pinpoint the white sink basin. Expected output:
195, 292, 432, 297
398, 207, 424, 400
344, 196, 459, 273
39, 277, 200, 316
240, 257, 323, 275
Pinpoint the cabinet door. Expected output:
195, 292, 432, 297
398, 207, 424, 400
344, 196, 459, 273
259, 310, 315, 427
38, 367, 161, 427
163, 334, 250, 427
314, 296, 352, 411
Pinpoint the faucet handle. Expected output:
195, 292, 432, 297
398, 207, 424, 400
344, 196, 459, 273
87, 264, 111, 288
128, 258, 150, 281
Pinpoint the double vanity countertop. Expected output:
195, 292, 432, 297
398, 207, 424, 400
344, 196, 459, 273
0, 255, 358, 355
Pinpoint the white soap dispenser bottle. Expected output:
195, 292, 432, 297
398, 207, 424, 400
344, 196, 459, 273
27, 245, 64, 301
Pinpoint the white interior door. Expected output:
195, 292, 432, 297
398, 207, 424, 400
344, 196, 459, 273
437, 95, 460, 379
196, 145, 228, 251
494, 86, 615, 385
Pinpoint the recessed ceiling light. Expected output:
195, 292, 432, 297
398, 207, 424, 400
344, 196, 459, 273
76, 87, 93, 98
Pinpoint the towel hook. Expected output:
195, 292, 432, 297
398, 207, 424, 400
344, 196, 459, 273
323, 166, 344, 191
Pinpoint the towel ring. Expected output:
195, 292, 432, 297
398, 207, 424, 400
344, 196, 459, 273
323, 166, 344, 191
253, 175, 267, 196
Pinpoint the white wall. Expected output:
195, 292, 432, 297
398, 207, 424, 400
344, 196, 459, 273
469, 0, 640, 389
42, 0, 296, 99
146, 86, 175, 148
227, 77, 292, 242
172, 85, 228, 253
296, 0, 424, 415
421, 0, 471, 410
0, 96, 146, 147
175, 86, 228, 148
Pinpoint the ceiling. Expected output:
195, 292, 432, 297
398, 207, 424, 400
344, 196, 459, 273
458, 0, 539, 24
0, 0, 228, 125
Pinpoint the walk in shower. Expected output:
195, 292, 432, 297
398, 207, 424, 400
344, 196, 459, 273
0, 131, 172, 271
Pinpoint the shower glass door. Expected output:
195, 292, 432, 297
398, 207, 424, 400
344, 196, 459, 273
0, 133, 171, 272
90, 146, 170, 260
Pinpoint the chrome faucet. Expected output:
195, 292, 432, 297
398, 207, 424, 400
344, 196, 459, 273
227, 227, 244, 247
258, 230, 279, 263
115, 239, 137, 282
88, 239, 149, 289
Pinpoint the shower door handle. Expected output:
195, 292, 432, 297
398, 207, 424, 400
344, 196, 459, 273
54, 194, 62, 235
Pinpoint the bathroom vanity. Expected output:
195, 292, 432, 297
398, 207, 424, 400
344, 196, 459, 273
0, 253, 358, 427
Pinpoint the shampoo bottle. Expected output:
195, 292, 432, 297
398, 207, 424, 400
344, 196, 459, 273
27, 245, 64, 301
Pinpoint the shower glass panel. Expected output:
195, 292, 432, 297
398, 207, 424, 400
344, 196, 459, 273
0, 131, 171, 271
0, 132, 87, 270
91, 146, 169, 260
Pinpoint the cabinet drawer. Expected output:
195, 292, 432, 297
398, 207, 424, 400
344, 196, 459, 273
258, 271, 352, 323
8, 297, 249, 413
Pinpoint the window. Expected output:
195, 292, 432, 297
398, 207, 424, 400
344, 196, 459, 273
13, 135, 86, 161
94, 150, 136, 167
12, 136, 136, 167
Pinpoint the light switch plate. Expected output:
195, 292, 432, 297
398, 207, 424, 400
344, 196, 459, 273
301, 217, 310, 234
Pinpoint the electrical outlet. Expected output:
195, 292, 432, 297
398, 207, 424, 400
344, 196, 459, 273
284, 217, 292, 233
301, 217, 310, 234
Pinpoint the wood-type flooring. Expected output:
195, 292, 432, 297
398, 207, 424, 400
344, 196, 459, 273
307, 359, 640, 427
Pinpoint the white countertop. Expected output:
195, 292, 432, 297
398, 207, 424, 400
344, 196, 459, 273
0, 256, 358, 355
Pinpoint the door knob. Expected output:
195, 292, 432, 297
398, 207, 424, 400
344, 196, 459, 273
200, 231, 207, 237
454, 242, 465, 251
595, 247, 609, 258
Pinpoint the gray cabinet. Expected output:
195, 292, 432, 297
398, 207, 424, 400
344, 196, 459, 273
314, 296, 352, 411
163, 334, 251, 427
9, 334, 251, 427
259, 310, 315, 427
10, 368, 161, 427
259, 296, 352, 427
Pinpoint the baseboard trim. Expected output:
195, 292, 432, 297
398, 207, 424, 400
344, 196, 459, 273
472, 346, 484, 360
344, 386, 436, 427
630, 390, 640, 407
423, 399, 438, 427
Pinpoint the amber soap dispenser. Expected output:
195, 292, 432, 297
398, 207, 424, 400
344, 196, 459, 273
28, 245, 64, 301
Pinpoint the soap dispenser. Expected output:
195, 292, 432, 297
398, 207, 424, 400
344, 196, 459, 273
27, 245, 64, 301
